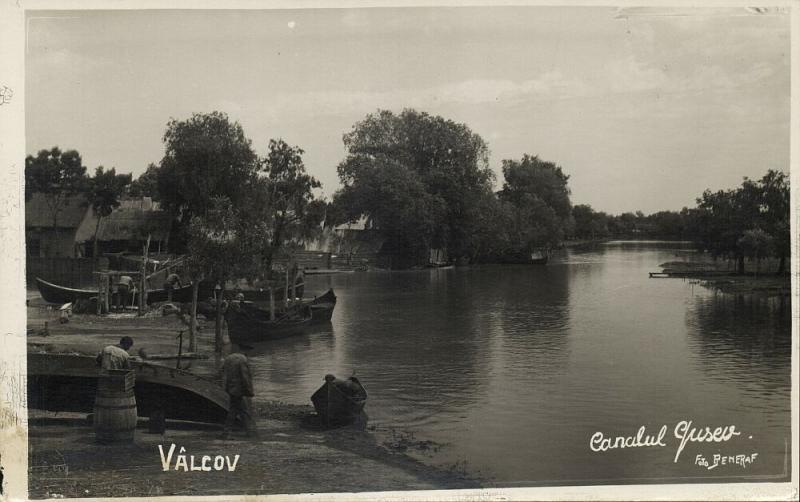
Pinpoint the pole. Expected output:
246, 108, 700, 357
139, 234, 151, 316
269, 287, 276, 321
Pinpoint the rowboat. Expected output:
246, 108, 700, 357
35, 278, 98, 304
27, 351, 229, 423
225, 289, 336, 344
311, 374, 367, 427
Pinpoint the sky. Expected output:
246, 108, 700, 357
25, 6, 790, 215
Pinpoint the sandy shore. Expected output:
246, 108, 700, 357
26, 300, 479, 498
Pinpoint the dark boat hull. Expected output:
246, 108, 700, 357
35, 278, 97, 304
311, 376, 367, 427
226, 289, 336, 344
27, 352, 229, 423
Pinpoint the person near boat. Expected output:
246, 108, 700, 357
221, 350, 258, 439
115, 274, 134, 310
96, 336, 134, 371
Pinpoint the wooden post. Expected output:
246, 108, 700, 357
284, 268, 289, 308
138, 234, 151, 316
269, 287, 276, 321
189, 280, 199, 352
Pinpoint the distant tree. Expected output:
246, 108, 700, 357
572, 204, 610, 240
156, 112, 259, 250
25, 147, 88, 229
335, 109, 493, 266
85, 166, 133, 261
128, 163, 161, 199
253, 139, 322, 273
499, 154, 573, 253
737, 228, 774, 275
755, 170, 789, 273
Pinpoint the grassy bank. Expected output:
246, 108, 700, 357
659, 256, 790, 297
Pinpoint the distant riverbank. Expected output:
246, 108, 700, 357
658, 258, 790, 297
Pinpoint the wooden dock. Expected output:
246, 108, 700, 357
649, 270, 731, 279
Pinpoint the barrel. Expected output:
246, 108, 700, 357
94, 370, 137, 443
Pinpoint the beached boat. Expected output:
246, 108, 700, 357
311, 374, 367, 427
35, 277, 97, 304
27, 351, 229, 423
225, 289, 336, 344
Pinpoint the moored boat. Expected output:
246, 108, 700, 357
310, 374, 367, 427
225, 289, 336, 344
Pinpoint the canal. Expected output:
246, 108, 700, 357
245, 241, 792, 485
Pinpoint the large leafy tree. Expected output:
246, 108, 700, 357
25, 147, 88, 228
156, 112, 259, 250
498, 154, 573, 254
86, 166, 133, 261
335, 109, 494, 266
692, 170, 789, 274
251, 139, 322, 273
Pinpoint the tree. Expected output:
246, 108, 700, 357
737, 228, 774, 275
156, 112, 259, 250
498, 154, 573, 253
25, 147, 88, 228
85, 166, 133, 261
128, 163, 161, 199
186, 196, 254, 352
756, 170, 789, 273
335, 109, 494, 266
253, 139, 322, 273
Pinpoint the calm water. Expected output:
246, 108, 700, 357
245, 242, 792, 485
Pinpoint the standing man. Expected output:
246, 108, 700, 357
96, 336, 134, 371
116, 274, 134, 310
221, 349, 258, 439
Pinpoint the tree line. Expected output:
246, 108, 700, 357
27, 108, 789, 278
571, 170, 789, 274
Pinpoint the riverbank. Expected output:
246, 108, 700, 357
28, 404, 477, 498
658, 260, 790, 297
26, 298, 480, 497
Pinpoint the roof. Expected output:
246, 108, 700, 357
26, 193, 89, 229
74, 197, 171, 243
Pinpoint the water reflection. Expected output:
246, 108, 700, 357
240, 242, 791, 485
686, 293, 791, 395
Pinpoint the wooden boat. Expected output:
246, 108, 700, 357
225, 289, 337, 344
27, 351, 229, 423
311, 374, 367, 427
35, 277, 97, 304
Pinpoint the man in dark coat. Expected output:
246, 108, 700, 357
221, 350, 258, 439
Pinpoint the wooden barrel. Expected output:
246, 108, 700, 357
94, 370, 137, 443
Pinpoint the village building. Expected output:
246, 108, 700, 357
26, 194, 171, 258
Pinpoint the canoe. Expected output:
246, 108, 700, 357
310, 374, 367, 427
225, 289, 336, 344
27, 352, 229, 423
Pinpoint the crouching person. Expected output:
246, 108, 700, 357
221, 349, 259, 439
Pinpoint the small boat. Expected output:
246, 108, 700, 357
27, 352, 229, 423
35, 277, 97, 304
529, 250, 549, 265
311, 374, 367, 427
225, 289, 336, 344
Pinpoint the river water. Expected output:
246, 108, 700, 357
244, 241, 792, 486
